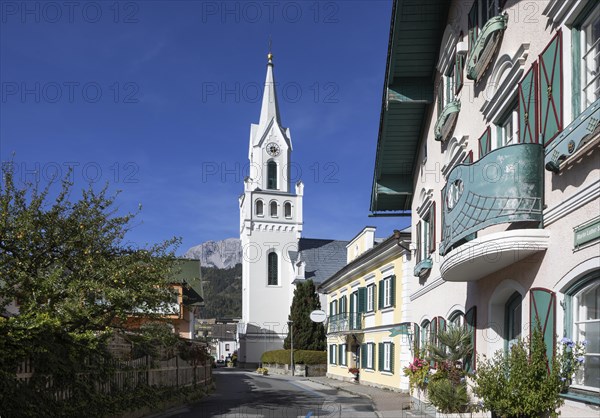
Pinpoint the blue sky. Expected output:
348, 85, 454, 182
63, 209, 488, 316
0, 0, 410, 254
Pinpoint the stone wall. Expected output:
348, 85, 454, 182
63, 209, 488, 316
262, 363, 326, 377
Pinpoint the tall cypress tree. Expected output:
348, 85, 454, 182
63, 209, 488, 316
283, 280, 326, 351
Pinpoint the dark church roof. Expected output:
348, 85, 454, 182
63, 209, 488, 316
291, 238, 349, 285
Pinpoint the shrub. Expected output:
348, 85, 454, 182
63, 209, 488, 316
473, 324, 563, 418
402, 355, 429, 394
261, 349, 326, 365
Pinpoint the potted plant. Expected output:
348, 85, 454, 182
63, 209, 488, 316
426, 326, 473, 414
473, 324, 563, 418
256, 367, 268, 375
403, 352, 430, 402
348, 367, 360, 382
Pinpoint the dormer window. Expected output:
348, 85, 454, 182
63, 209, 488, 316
267, 160, 277, 190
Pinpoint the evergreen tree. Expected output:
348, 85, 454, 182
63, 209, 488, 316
283, 280, 325, 351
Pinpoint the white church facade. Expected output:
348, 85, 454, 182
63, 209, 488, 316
237, 53, 348, 367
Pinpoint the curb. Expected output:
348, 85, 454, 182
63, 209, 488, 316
305, 377, 381, 417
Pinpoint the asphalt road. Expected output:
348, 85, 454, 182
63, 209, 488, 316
146, 368, 377, 418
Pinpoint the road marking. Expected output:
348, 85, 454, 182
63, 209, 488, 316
287, 380, 328, 398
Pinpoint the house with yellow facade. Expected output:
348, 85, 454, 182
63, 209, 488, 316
318, 226, 412, 391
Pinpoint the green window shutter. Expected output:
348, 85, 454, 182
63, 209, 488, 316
373, 284, 378, 312
371, 344, 376, 370
455, 53, 464, 94
530, 288, 556, 372
358, 287, 367, 313
468, 1, 479, 54
390, 343, 395, 374
378, 343, 384, 371
518, 62, 539, 144
360, 344, 367, 368
429, 203, 436, 254
539, 31, 563, 146
390, 276, 396, 307
416, 221, 422, 263
329, 345, 333, 364
333, 344, 337, 365
378, 281, 384, 309
478, 127, 491, 158
350, 292, 355, 314
341, 295, 347, 315
338, 344, 343, 365
464, 306, 477, 373
329, 301, 333, 317
437, 79, 444, 116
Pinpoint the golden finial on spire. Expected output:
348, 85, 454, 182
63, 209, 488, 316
267, 36, 273, 63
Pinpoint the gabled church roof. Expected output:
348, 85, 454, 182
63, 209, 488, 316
293, 238, 349, 285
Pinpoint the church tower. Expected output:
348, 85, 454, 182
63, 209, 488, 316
238, 53, 304, 367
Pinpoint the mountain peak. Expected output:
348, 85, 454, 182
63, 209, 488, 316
184, 238, 242, 269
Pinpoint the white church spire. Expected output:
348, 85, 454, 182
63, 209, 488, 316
258, 52, 281, 127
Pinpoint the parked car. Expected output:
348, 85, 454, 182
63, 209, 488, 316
215, 359, 226, 368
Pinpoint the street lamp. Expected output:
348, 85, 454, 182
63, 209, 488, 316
288, 320, 294, 376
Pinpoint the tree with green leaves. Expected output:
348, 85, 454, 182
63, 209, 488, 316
283, 279, 325, 351
0, 162, 181, 415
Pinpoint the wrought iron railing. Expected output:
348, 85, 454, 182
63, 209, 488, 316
440, 143, 544, 255
327, 312, 362, 333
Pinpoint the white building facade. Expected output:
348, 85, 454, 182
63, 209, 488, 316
371, 0, 599, 414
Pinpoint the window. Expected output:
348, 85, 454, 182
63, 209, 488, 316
380, 342, 395, 373
437, 67, 455, 115
416, 204, 435, 263
284, 202, 292, 218
496, 102, 518, 149
267, 160, 277, 189
578, 4, 600, 114
225, 344, 230, 351
449, 311, 465, 327
329, 344, 337, 365
366, 284, 375, 312
570, 278, 599, 391
455, 52, 465, 94
366, 343, 375, 369
505, 291, 522, 352
421, 320, 431, 355
378, 276, 395, 309
339, 295, 347, 315
255, 200, 264, 216
468, 0, 499, 53
339, 344, 347, 366
270, 201, 278, 217
267, 252, 278, 286
478, 127, 492, 158
350, 291, 359, 329
330, 299, 338, 317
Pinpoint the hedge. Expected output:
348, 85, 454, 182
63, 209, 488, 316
261, 349, 326, 365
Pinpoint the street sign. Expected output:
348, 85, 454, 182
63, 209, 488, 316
309, 310, 327, 323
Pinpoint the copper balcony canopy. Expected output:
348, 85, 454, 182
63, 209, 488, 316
370, 0, 451, 215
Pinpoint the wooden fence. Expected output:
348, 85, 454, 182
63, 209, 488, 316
15, 355, 212, 400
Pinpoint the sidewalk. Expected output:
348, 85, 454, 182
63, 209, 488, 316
305, 376, 420, 418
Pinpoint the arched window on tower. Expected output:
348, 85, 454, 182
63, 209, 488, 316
270, 201, 278, 217
267, 160, 278, 189
284, 202, 292, 218
268, 252, 278, 286
255, 200, 264, 216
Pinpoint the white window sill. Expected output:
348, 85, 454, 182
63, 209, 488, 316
380, 306, 394, 313
380, 371, 393, 376
364, 368, 375, 373
364, 311, 375, 317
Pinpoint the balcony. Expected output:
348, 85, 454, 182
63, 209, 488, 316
434, 100, 461, 142
327, 313, 362, 334
545, 98, 600, 173
439, 143, 548, 281
467, 13, 508, 82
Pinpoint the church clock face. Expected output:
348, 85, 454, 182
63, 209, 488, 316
266, 142, 281, 157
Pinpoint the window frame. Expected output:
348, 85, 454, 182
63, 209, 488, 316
329, 344, 337, 365
495, 101, 519, 149
267, 160, 278, 190
366, 342, 375, 370
284, 201, 292, 219
383, 342, 393, 372
366, 284, 375, 312
267, 252, 278, 286
269, 200, 278, 217
255, 199, 264, 217
577, 3, 600, 116
567, 277, 600, 392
